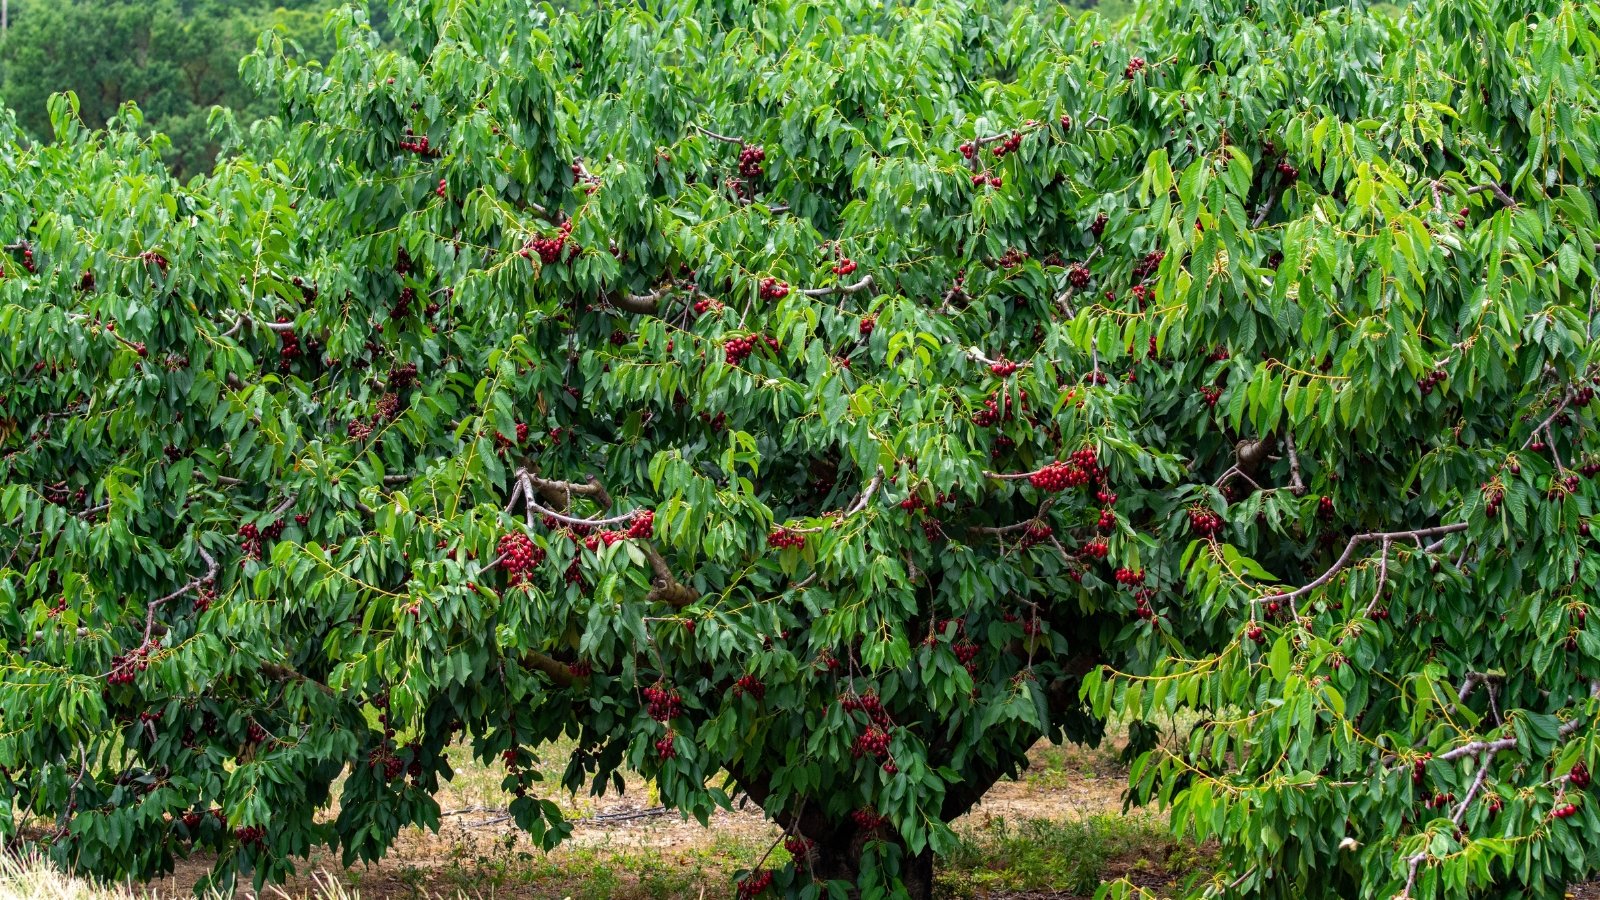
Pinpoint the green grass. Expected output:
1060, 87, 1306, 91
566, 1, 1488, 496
937, 814, 1206, 898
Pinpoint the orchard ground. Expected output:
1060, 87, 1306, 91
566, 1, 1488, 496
119, 733, 1196, 900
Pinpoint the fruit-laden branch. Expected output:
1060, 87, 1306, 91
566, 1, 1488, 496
510, 470, 699, 607
1256, 523, 1469, 605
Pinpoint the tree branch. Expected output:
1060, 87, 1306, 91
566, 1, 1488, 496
1467, 182, 1517, 209
259, 662, 334, 696
1257, 523, 1469, 605
145, 546, 219, 642
520, 649, 579, 687
798, 275, 874, 298
690, 123, 744, 144
1284, 431, 1307, 496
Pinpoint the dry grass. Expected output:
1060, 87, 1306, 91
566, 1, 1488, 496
20, 733, 1206, 899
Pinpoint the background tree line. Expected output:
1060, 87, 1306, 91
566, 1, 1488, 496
0, 0, 386, 178
0, 0, 1142, 180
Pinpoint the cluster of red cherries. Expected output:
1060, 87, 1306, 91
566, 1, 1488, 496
725, 333, 779, 365
238, 523, 264, 561
494, 422, 530, 448
398, 130, 439, 156
733, 674, 766, 700
497, 533, 544, 585
737, 143, 766, 178
859, 314, 876, 336
523, 221, 575, 264
972, 388, 1025, 427
1114, 567, 1146, 586
767, 526, 806, 549
852, 725, 892, 760
757, 276, 790, 300
655, 733, 677, 760
1123, 56, 1146, 79
1276, 160, 1299, 183
990, 131, 1025, 158
735, 870, 773, 899
833, 257, 857, 276
840, 690, 893, 726
1418, 369, 1448, 395
1188, 506, 1226, 537
643, 683, 683, 721
1067, 264, 1092, 289
107, 639, 159, 686
851, 808, 887, 830
628, 509, 655, 539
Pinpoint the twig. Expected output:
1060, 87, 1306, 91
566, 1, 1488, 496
1521, 390, 1572, 450
1358, 538, 1391, 618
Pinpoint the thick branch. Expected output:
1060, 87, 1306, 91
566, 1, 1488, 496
640, 540, 699, 608
609, 290, 663, 314
527, 472, 612, 513
520, 649, 578, 687
844, 468, 885, 516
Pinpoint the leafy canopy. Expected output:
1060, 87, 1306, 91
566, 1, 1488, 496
1, 0, 1598, 898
